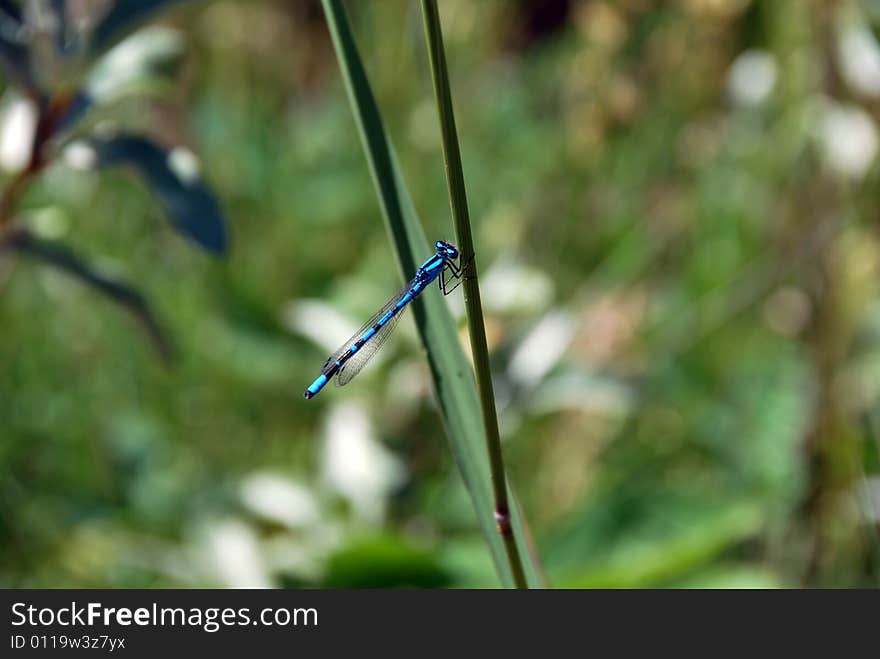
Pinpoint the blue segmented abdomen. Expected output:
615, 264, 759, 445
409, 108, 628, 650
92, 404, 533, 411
303, 247, 451, 399
346, 287, 416, 357
304, 373, 328, 399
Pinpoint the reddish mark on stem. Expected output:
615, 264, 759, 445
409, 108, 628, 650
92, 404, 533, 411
494, 505, 512, 536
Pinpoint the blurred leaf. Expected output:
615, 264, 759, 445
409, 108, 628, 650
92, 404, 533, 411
89, 134, 228, 253
55, 28, 185, 136
439, 537, 503, 588
672, 564, 783, 589
195, 320, 299, 386
86, 27, 184, 104
322, 0, 540, 588
89, 0, 189, 57
323, 536, 450, 588
0, 1, 22, 23
0, 228, 172, 360
0, 8, 35, 93
49, 0, 69, 52
549, 496, 764, 588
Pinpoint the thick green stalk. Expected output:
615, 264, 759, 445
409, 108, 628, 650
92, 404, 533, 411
420, 0, 527, 589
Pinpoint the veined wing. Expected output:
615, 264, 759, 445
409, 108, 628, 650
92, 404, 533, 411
336, 304, 406, 386
320, 277, 416, 374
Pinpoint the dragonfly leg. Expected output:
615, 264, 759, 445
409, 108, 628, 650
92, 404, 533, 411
442, 269, 464, 295
440, 255, 473, 296
441, 261, 459, 295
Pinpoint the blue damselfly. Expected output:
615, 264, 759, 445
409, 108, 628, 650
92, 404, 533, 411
304, 240, 463, 399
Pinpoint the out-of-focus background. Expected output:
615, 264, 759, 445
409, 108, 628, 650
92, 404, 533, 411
2, 0, 880, 588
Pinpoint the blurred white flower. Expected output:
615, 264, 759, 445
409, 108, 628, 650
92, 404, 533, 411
168, 147, 200, 184
0, 93, 37, 173
240, 472, 321, 529
321, 401, 405, 524
839, 25, 880, 97
530, 372, 634, 416
63, 141, 98, 170
386, 360, 430, 410
281, 299, 360, 354
261, 536, 324, 582
203, 518, 272, 588
481, 257, 554, 315
726, 49, 777, 107
86, 27, 184, 102
27, 206, 70, 240
816, 101, 878, 178
508, 310, 576, 388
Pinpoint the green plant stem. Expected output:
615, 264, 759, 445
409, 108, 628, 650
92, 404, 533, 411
420, 0, 527, 589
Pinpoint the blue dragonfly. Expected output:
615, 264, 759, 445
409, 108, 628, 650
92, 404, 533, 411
304, 240, 464, 399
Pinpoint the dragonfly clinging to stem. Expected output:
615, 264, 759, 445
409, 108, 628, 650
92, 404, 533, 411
304, 240, 464, 399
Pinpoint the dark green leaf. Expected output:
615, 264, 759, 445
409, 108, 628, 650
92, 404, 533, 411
89, 0, 188, 57
89, 134, 228, 254
86, 27, 184, 102
0, 1, 21, 23
56, 27, 185, 135
49, 0, 72, 53
0, 227, 173, 360
0, 7, 35, 92
323, 537, 450, 589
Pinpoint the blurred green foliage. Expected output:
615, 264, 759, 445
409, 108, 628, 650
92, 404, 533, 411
2, 0, 880, 588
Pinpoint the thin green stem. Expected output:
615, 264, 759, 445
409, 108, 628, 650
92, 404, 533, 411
420, 0, 527, 589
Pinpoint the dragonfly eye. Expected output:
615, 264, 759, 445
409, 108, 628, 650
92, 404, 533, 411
435, 240, 458, 260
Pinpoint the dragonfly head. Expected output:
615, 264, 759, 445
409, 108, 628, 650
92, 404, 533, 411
434, 240, 459, 261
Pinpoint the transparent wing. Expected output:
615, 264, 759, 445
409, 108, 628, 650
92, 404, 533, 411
335, 305, 406, 386
319, 277, 416, 374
